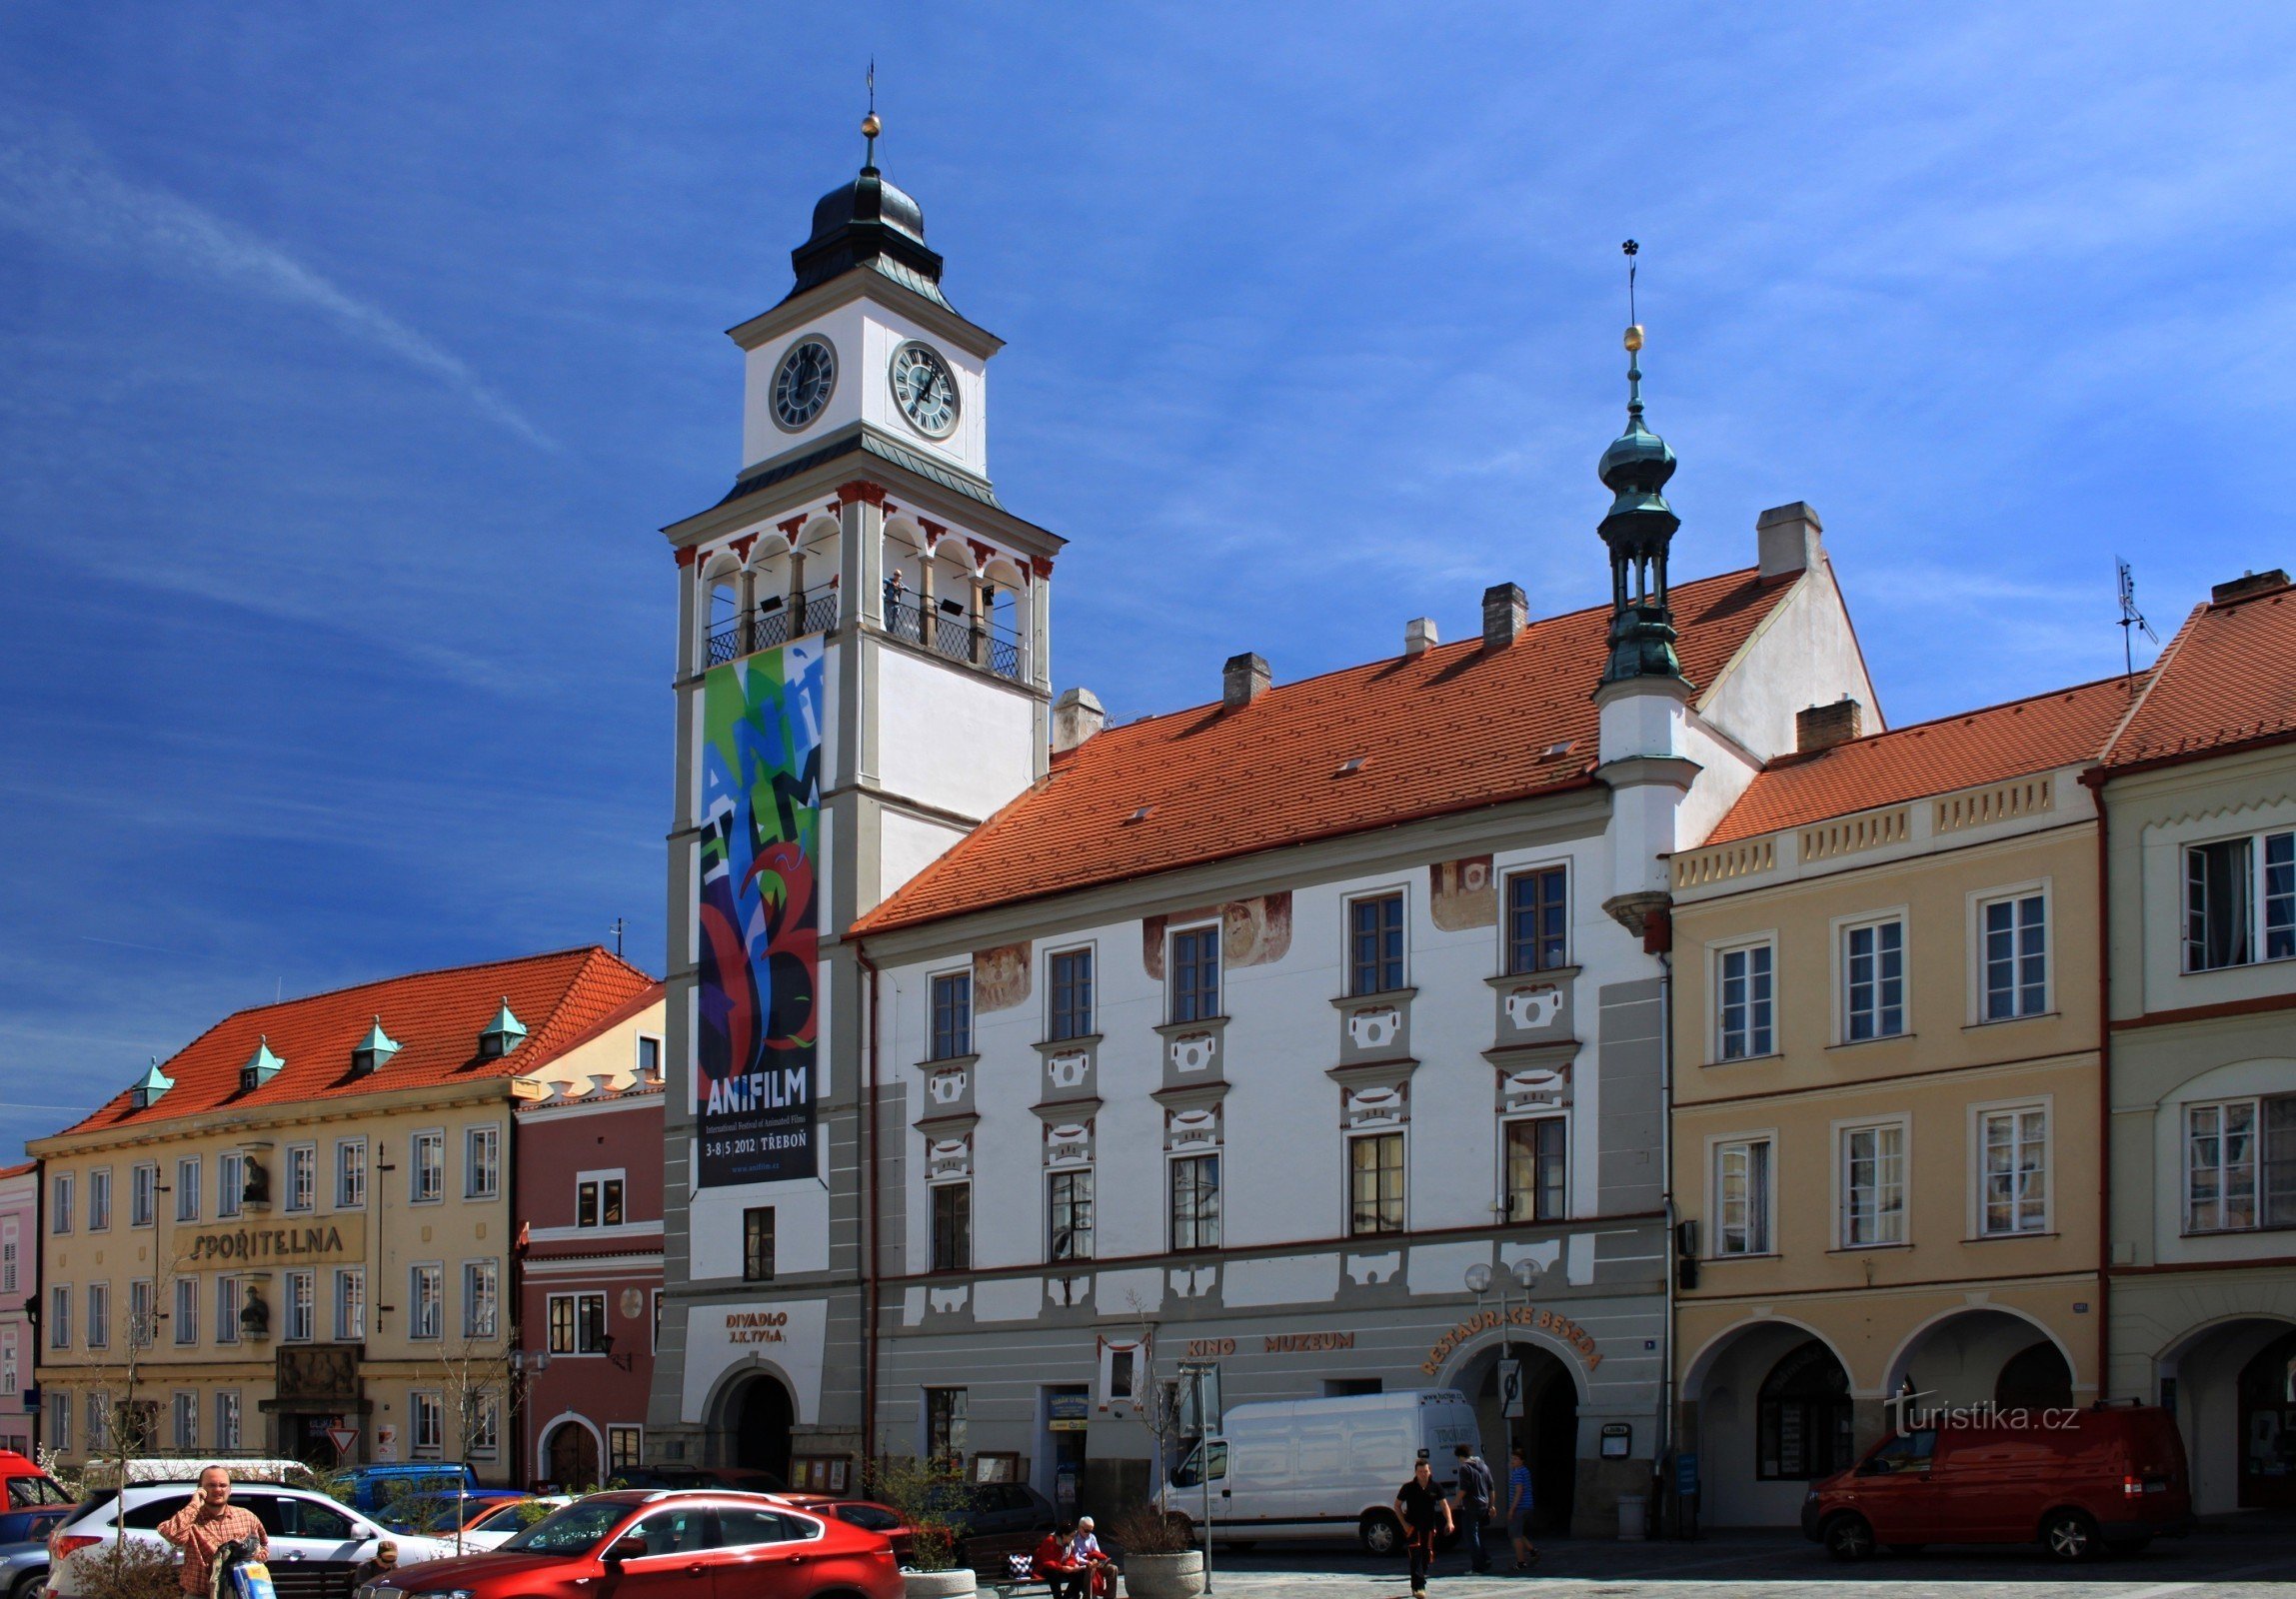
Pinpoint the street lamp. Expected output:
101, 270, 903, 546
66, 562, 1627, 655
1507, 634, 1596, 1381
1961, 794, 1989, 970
1465, 1257, 1542, 1374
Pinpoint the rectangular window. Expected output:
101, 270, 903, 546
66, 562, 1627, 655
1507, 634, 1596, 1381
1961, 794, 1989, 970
743, 1207, 776, 1282
130, 1279, 153, 1347
52, 1173, 72, 1234
2186, 829, 2295, 970
1981, 892, 2049, 1020
470, 1396, 500, 1458
578, 1173, 627, 1229
87, 1169, 110, 1232
86, 1392, 109, 1453
411, 1264, 442, 1339
216, 1276, 242, 1345
575, 1292, 608, 1354
218, 1152, 244, 1219
1843, 917, 1906, 1041
173, 1276, 197, 1346
1349, 892, 1406, 995
925, 1388, 968, 1464
464, 1260, 499, 1339
1507, 865, 1569, 974
547, 1294, 576, 1355
1048, 1169, 1095, 1261
1503, 1117, 1567, 1223
214, 1390, 240, 1452
48, 1285, 69, 1350
1980, 1105, 2049, 1235
172, 1391, 197, 1451
131, 1163, 157, 1228
466, 1125, 501, 1199
0, 1223, 14, 1293
286, 1145, 315, 1212
412, 1392, 443, 1457
931, 1183, 972, 1273
637, 1035, 662, 1078
1169, 926, 1220, 1022
1717, 942, 1775, 1059
86, 1282, 110, 1350
50, 1389, 69, 1452
333, 1268, 365, 1342
176, 1157, 201, 1222
1349, 1131, 1406, 1236
412, 1132, 445, 1203
1715, 1137, 1773, 1255
1841, 1122, 1908, 1246
336, 1141, 367, 1209
285, 1269, 315, 1341
931, 971, 973, 1060
610, 1425, 643, 1472
1170, 1154, 1221, 1251
1049, 948, 1095, 1041
2187, 1093, 2296, 1232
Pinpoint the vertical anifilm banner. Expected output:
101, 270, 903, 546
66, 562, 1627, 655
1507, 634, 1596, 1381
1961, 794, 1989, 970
695, 638, 824, 1186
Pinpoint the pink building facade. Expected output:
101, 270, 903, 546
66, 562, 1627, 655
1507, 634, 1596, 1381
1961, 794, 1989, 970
1, 1161, 36, 1455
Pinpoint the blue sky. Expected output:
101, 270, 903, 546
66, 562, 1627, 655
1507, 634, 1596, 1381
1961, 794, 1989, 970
4, 4, 2292, 1157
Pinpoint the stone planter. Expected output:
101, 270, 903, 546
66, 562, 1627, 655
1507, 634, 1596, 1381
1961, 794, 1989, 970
903, 1570, 977, 1598
1120, 1551, 1204, 1599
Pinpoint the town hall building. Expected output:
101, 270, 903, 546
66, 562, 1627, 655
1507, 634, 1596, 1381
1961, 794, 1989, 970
645, 119, 1879, 1537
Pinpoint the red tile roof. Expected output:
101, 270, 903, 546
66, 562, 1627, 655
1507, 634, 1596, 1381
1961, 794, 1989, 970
0, 1162, 32, 1180
47, 948, 662, 1141
2105, 573, 2296, 769
1704, 677, 2136, 844
856, 567, 1799, 934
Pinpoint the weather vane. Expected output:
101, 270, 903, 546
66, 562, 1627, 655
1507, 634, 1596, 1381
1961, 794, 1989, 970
863, 59, 881, 163
1623, 239, 1639, 329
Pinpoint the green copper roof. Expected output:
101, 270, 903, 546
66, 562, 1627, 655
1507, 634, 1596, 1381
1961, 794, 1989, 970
1596, 330, 1686, 687
481, 998, 528, 1053
130, 1058, 175, 1108
241, 1036, 284, 1088
352, 1016, 401, 1072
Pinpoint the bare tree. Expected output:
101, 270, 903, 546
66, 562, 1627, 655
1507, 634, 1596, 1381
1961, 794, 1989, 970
416, 1326, 522, 1553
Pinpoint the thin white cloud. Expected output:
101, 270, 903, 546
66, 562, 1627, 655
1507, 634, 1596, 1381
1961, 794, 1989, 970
0, 119, 554, 450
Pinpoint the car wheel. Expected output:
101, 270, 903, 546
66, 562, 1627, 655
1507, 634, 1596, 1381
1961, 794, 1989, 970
1359, 1510, 1405, 1557
2041, 1509, 2100, 1562
11, 1575, 47, 1599
1822, 1512, 1875, 1562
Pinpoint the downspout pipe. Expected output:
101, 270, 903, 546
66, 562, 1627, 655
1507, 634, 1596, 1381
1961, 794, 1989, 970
857, 943, 883, 1470
1649, 910, 1676, 1534
2081, 768, 2113, 1399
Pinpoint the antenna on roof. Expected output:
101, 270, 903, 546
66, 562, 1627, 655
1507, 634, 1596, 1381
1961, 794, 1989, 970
2116, 556, 2158, 696
610, 916, 628, 959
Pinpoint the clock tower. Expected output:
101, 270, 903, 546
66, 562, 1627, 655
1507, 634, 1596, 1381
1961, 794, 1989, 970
646, 119, 1065, 1477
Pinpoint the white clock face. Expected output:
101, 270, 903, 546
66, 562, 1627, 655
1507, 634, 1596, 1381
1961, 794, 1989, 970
890, 341, 961, 440
772, 336, 838, 432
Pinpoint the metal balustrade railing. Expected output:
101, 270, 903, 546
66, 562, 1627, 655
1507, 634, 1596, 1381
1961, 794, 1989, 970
710, 579, 1027, 684
705, 582, 841, 667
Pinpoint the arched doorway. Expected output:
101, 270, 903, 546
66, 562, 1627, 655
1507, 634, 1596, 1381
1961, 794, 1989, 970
1684, 1319, 1854, 1528
1456, 1341, 1577, 1537
1757, 1340, 1856, 1482
2159, 1315, 2296, 1514
545, 1419, 600, 1488
732, 1373, 795, 1484
2237, 1328, 2296, 1509
1886, 1307, 2079, 1411
1995, 1340, 2074, 1410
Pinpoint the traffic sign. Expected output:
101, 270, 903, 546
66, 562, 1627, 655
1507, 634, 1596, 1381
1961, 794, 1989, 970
1497, 1359, 1524, 1419
326, 1426, 360, 1460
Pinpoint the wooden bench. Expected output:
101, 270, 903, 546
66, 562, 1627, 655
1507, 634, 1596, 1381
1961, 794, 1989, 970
966, 1532, 1116, 1599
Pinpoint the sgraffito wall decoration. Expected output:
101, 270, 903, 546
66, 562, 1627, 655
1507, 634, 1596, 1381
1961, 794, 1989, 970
696, 638, 825, 1186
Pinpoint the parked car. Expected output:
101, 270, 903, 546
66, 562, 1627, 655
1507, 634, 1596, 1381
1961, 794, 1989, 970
47, 1482, 456, 1599
915, 1481, 1058, 1549
1156, 1388, 1481, 1553
1802, 1404, 2192, 1562
374, 1488, 528, 1536
0, 1454, 75, 1547
598, 1465, 788, 1495
1, 1537, 50, 1599
458, 1498, 573, 1552
778, 1497, 915, 1565
337, 1464, 478, 1516
348, 1490, 898, 1599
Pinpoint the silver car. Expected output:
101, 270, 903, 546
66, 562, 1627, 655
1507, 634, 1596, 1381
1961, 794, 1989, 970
1, 1538, 49, 1599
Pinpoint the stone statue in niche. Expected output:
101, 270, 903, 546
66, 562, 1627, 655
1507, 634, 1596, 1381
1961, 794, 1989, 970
241, 1160, 270, 1206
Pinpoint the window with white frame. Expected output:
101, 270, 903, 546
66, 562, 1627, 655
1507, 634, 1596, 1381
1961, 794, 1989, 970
1169, 926, 1220, 1022
0, 1220, 14, 1293
1348, 1131, 1406, 1236
1169, 1154, 1219, 1251
172, 1391, 197, 1451
1980, 890, 2049, 1020
470, 1396, 500, 1458
130, 1163, 157, 1228
1979, 1104, 2049, 1234
611, 1424, 643, 1472
1348, 891, 1406, 995
176, 1156, 201, 1222
216, 1276, 241, 1345
1048, 1169, 1094, 1261
2187, 1092, 2296, 1232
86, 1391, 110, 1453
85, 1282, 110, 1349
87, 1168, 110, 1231
1842, 915, 1906, 1041
577, 1171, 626, 1228
336, 1140, 366, 1209
466, 1125, 501, 1199
1714, 1136, 1773, 1255
0, 1327, 13, 1395
547, 1292, 608, 1355
52, 1173, 72, 1234
173, 1276, 198, 1345
931, 1183, 971, 1272
130, 1280, 153, 1347
1503, 1117, 1566, 1223
1840, 1121, 1907, 1246
214, 1390, 240, 1452
1506, 864, 1569, 974
1049, 947, 1095, 1041
1716, 940, 1775, 1060
412, 1132, 445, 1203
285, 1145, 315, 1212
464, 1260, 499, 1339
637, 1034, 662, 1078
930, 971, 973, 1060
284, 1270, 315, 1341
218, 1152, 244, 1218
2186, 828, 2295, 971
411, 1264, 443, 1339
49, 1285, 69, 1350
412, 1391, 443, 1457
49, 1389, 69, 1452
334, 1268, 365, 1342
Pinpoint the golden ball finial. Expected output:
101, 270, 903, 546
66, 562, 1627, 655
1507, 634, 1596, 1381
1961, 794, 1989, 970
862, 112, 882, 140
1623, 324, 1645, 353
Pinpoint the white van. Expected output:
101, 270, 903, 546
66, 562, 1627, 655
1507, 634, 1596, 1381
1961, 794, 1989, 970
1158, 1388, 1481, 1554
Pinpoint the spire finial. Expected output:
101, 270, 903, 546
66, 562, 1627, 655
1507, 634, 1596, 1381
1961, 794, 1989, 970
862, 59, 881, 167
1621, 239, 1645, 418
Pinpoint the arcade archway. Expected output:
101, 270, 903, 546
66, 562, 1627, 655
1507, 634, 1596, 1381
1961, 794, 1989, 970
1452, 1341, 1578, 1536
728, 1371, 795, 1484
2160, 1315, 2296, 1513
1683, 1319, 1855, 1527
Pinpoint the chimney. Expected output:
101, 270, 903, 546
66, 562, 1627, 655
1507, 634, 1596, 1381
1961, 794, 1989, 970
1404, 617, 1439, 658
2211, 569, 2291, 606
1481, 583, 1526, 650
1756, 502, 1823, 579
1796, 697, 1863, 754
1222, 653, 1270, 709
1052, 686, 1106, 754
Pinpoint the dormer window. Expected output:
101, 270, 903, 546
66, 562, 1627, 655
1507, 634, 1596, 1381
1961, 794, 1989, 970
239, 1037, 283, 1094
351, 1016, 401, 1077
478, 999, 527, 1060
129, 1059, 175, 1110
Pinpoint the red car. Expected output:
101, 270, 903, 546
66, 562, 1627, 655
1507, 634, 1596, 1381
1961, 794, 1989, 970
352, 1490, 899, 1599
779, 1497, 916, 1566
1802, 1405, 2191, 1562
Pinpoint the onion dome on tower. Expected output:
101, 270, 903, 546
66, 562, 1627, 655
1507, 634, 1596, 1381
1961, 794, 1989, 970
1596, 315, 1686, 686
785, 111, 953, 311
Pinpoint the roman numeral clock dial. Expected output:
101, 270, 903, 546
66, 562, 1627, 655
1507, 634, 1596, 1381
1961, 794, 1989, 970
890, 340, 960, 439
771, 336, 838, 432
